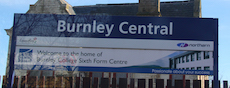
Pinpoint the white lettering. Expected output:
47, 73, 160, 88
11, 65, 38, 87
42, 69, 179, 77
97, 24, 105, 33
67, 23, 75, 32
57, 20, 66, 32
83, 24, 91, 33
105, 24, 114, 37
57, 20, 174, 37
154, 25, 160, 34
138, 25, 146, 34
93, 20, 97, 33
129, 25, 137, 34
170, 22, 173, 35
147, 23, 154, 34
76, 23, 82, 32
119, 22, 128, 34
160, 25, 168, 35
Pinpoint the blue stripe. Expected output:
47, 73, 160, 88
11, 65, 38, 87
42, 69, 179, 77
14, 65, 213, 75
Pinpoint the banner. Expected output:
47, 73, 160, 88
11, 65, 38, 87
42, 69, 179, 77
14, 46, 213, 75
16, 36, 213, 51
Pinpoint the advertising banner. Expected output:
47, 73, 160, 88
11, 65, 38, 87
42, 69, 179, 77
12, 14, 218, 75
14, 46, 213, 75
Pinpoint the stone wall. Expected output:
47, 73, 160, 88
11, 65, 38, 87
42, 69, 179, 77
27, 0, 75, 15
137, 0, 161, 16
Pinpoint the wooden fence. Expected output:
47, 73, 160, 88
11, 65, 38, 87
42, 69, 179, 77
1, 76, 229, 88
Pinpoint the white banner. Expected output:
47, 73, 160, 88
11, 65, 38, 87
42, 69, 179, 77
15, 46, 180, 68
16, 36, 214, 51
15, 46, 213, 71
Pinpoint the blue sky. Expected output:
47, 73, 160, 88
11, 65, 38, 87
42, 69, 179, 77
0, 0, 230, 86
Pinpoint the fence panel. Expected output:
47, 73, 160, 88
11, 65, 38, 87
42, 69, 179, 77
27, 76, 37, 88
2, 75, 228, 88
46, 76, 55, 88
130, 78, 135, 88
38, 76, 45, 88
93, 77, 98, 88
2, 76, 7, 88
83, 77, 91, 88
149, 79, 153, 88
167, 79, 172, 88
13, 76, 19, 88
20, 76, 26, 88
156, 79, 164, 88
101, 78, 109, 88
112, 78, 117, 88
64, 77, 73, 88
119, 78, 127, 88
138, 79, 145, 88
185, 80, 190, 88
75, 77, 80, 88
205, 80, 209, 88
175, 80, 183, 88
193, 80, 201, 88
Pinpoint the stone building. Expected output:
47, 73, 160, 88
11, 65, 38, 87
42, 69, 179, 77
4, 0, 208, 87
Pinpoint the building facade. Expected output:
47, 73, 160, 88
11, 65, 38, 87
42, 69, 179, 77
169, 51, 213, 70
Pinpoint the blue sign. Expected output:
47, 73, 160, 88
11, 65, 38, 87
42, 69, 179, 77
13, 14, 217, 41
10, 14, 218, 76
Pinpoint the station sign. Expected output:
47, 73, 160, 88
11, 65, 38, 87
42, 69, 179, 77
12, 14, 218, 75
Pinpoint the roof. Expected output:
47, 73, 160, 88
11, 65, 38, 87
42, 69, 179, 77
73, 1, 195, 17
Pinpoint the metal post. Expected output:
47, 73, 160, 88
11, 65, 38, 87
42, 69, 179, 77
213, 19, 219, 88
7, 22, 16, 88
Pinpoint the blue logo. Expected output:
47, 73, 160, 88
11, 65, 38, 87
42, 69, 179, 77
177, 43, 188, 47
18, 49, 33, 62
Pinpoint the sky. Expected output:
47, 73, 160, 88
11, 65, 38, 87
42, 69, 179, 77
0, 0, 230, 87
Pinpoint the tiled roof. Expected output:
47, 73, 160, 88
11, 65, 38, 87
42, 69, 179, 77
73, 1, 195, 17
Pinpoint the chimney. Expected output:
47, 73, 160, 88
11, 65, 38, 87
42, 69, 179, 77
192, 0, 201, 18
137, 0, 161, 16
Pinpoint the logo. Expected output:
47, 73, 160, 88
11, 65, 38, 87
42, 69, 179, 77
177, 43, 211, 48
177, 43, 188, 47
18, 49, 33, 62
19, 37, 37, 43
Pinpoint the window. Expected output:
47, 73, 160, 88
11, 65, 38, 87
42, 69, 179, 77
176, 58, 179, 64
204, 66, 210, 70
182, 57, 185, 63
191, 67, 195, 70
197, 67, 202, 70
182, 68, 185, 70
191, 53, 195, 61
186, 68, 189, 70
197, 52, 201, 61
178, 58, 181, 64
204, 51, 210, 59
186, 55, 189, 62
